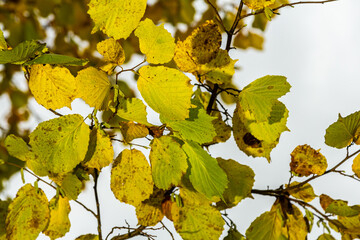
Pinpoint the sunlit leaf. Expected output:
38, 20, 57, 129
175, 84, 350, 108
326, 200, 360, 217
24, 53, 88, 66
172, 203, 224, 240
97, 38, 125, 65
88, 0, 147, 40
4, 134, 31, 161
290, 145, 327, 177
110, 97, 150, 126
216, 158, 255, 210
29, 64, 77, 110
27, 114, 90, 176
135, 189, 165, 226
138, 65, 193, 120
149, 136, 188, 189
6, 184, 49, 240
325, 111, 360, 148
279, 204, 308, 240
83, 128, 114, 170
320, 194, 335, 212
0, 40, 45, 64
135, 18, 175, 64
58, 173, 83, 200
111, 149, 153, 206
182, 141, 228, 200
246, 210, 284, 240
352, 153, 360, 178
287, 181, 316, 202
119, 122, 149, 143
75, 234, 99, 240
43, 196, 71, 239
0, 29, 6, 50
317, 234, 336, 240
76, 67, 112, 110
243, 0, 275, 10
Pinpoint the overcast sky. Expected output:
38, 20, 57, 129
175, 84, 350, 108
2, 0, 360, 239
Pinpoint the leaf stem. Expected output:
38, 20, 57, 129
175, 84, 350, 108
94, 169, 103, 240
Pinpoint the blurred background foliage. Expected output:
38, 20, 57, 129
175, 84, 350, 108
0, 0, 287, 193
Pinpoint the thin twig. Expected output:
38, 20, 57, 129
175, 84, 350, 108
333, 170, 360, 182
160, 221, 175, 240
94, 169, 103, 240
110, 226, 147, 240
205, 0, 226, 31
240, 0, 337, 19
49, 109, 63, 117
111, 138, 150, 149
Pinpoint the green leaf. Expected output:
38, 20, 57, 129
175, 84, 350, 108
43, 196, 71, 239
135, 189, 165, 226
216, 158, 255, 210
326, 200, 360, 217
239, 75, 290, 122
162, 108, 217, 144
305, 209, 314, 232
111, 149, 154, 206
149, 136, 188, 189
88, 0, 147, 40
182, 141, 228, 200
0, 40, 45, 64
6, 184, 50, 240
4, 134, 31, 161
325, 111, 360, 148
58, 173, 83, 200
135, 18, 175, 64
317, 234, 336, 240
75, 234, 99, 240
264, 7, 274, 21
173, 203, 224, 240
138, 66, 193, 121
110, 97, 150, 126
27, 114, 90, 176
24, 53, 88, 66
246, 210, 285, 240
224, 227, 246, 240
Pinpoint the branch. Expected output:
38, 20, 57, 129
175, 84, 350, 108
110, 226, 147, 240
94, 169, 103, 240
240, 0, 337, 19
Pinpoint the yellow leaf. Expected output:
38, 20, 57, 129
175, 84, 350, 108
83, 128, 114, 170
352, 153, 360, 178
97, 38, 125, 65
138, 66, 193, 120
88, 0, 147, 40
243, 0, 276, 10
135, 189, 165, 226
119, 122, 149, 143
76, 67, 112, 110
111, 149, 154, 206
29, 64, 76, 110
6, 184, 50, 240
43, 196, 71, 240
290, 145, 327, 177
320, 194, 335, 211
287, 181, 317, 202
135, 18, 175, 64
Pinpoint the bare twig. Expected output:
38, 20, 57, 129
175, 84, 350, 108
111, 138, 150, 149
49, 109, 63, 117
94, 169, 103, 240
204, 0, 226, 31
333, 170, 360, 183
110, 225, 147, 240
160, 221, 175, 240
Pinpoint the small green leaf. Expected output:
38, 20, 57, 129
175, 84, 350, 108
264, 7, 274, 21
0, 40, 45, 64
4, 134, 31, 161
24, 53, 88, 66
325, 111, 360, 148
182, 141, 228, 200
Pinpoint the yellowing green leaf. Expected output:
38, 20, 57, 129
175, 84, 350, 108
83, 128, 114, 170
245, 210, 284, 240
336, 215, 360, 237
150, 136, 188, 189
27, 114, 90, 176
243, 0, 275, 10
43, 196, 71, 240
76, 67, 112, 110
135, 18, 175, 64
24, 53, 88, 66
88, 0, 147, 40
182, 141, 228, 200
138, 66, 193, 120
224, 227, 246, 240
325, 111, 360, 148
57, 173, 83, 200
119, 122, 149, 143
320, 194, 335, 211
4, 134, 31, 161
287, 181, 316, 202
352, 153, 360, 178
216, 158, 255, 210
0, 29, 6, 50
326, 200, 360, 217
110, 97, 150, 126
75, 234, 99, 240
111, 149, 153, 206
135, 189, 165, 226
97, 38, 125, 65
163, 108, 217, 144
233, 31, 264, 50
317, 234, 336, 240
173, 204, 224, 240
279, 204, 308, 240
0, 40, 45, 64
0, 200, 10, 238
290, 145, 327, 177
6, 184, 50, 240
29, 64, 77, 110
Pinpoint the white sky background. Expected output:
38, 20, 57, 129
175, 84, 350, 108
1, 0, 360, 239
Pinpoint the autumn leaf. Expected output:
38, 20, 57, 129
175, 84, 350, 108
287, 181, 316, 202
243, 0, 276, 10
290, 145, 327, 177
97, 38, 125, 65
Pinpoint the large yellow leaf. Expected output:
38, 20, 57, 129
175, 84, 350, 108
290, 145, 327, 177
135, 18, 175, 64
43, 196, 71, 240
6, 184, 50, 240
76, 67, 112, 110
83, 128, 114, 170
111, 149, 153, 206
138, 66, 193, 120
88, 0, 147, 40
97, 38, 125, 65
29, 64, 76, 110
